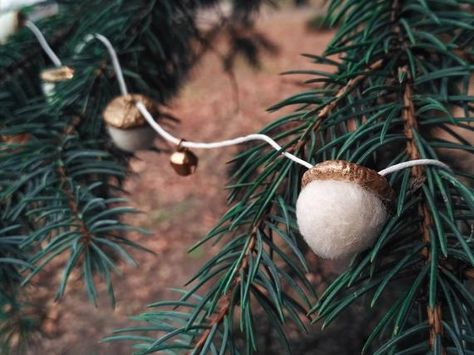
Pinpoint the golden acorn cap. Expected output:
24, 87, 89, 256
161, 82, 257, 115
301, 160, 395, 210
103, 94, 158, 130
1, 133, 31, 144
40, 66, 75, 82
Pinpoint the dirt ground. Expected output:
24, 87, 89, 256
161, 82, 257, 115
34, 8, 339, 355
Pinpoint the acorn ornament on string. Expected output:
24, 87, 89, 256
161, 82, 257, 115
40, 65, 75, 99
0, 10, 23, 44
103, 94, 158, 152
23, 20, 75, 99
296, 160, 395, 259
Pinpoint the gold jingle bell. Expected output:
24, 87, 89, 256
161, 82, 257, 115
170, 141, 198, 176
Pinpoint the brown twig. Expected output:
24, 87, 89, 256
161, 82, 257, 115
191, 224, 259, 353
464, 268, 474, 279
193, 292, 232, 351
317, 59, 383, 121
56, 116, 93, 245
391, 0, 445, 348
400, 66, 445, 354
296, 58, 384, 147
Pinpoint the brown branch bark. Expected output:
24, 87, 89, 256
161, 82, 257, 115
392, 0, 445, 348
400, 66, 445, 354
316, 59, 384, 121
464, 268, 474, 279
191, 224, 259, 353
56, 116, 93, 245
294, 58, 384, 151
193, 292, 232, 351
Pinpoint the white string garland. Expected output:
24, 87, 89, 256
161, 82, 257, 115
28, 25, 452, 176
82, 34, 314, 169
82, 34, 129, 98
378, 159, 450, 176
25, 20, 62, 67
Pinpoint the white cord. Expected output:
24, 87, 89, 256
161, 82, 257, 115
378, 159, 451, 176
88, 33, 314, 169
136, 102, 313, 169
28, 30, 452, 175
80, 34, 129, 96
24, 20, 62, 67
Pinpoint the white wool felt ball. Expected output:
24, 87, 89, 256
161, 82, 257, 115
107, 126, 156, 152
296, 179, 388, 259
0, 11, 19, 44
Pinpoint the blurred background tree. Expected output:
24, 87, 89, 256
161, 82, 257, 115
0, 0, 473, 354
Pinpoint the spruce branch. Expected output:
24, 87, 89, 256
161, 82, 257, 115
192, 223, 260, 352
0, 1, 275, 311
315, 59, 384, 122
55, 116, 94, 246
111, 1, 473, 352
107, 126, 316, 353
400, 65, 444, 352
1, 0, 471, 353
304, 0, 473, 353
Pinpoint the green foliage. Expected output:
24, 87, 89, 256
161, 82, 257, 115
0, 0, 272, 350
0, 0, 473, 353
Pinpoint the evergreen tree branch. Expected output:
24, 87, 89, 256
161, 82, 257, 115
400, 65, 444, 353
192, 223, 259, 351
315, 59, 384, 122
55, 116, 94, 246
305, 0, 473, 353
0, 1, 274, 312
111, 2, 473, 352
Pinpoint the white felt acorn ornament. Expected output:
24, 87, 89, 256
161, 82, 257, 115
296, 160, 395, 259
0, 11, 23, 44
103, 94, 158, 152
40, 66, 75, 99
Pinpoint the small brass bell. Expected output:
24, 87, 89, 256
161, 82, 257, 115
170, 141, 198, 176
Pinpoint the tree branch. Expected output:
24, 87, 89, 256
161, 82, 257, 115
296, 58, 384, 147
317, 59, 383, 121
56, 116, 93, 245
400, 66, 445, 354
191, 223, 259, 353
